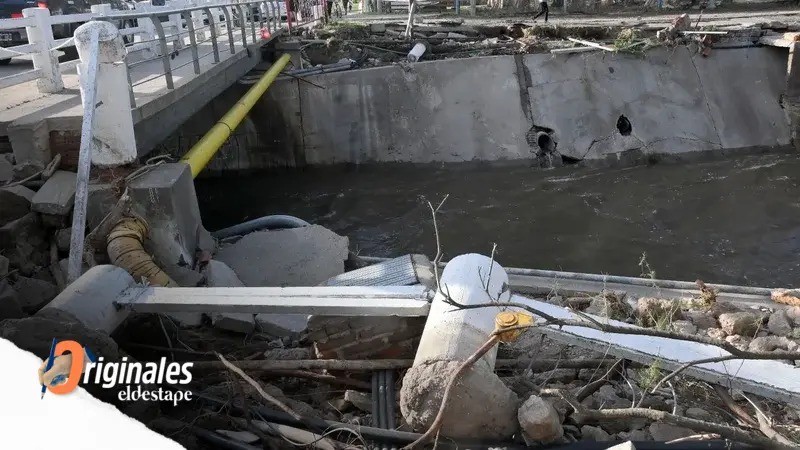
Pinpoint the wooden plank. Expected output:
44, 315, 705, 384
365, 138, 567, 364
511, 294, 800, 407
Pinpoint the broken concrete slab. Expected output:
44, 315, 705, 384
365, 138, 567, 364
344, 390, 372, 413
216, 225, 349, 287
31, 171, 77, 216
204, 260, 309, 337
0, 185, 35, 226
128, 163, 205, 270
13, 276, 58, 313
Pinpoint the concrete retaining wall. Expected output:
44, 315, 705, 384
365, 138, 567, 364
170, 46, 792, 170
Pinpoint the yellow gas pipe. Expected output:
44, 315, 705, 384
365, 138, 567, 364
181, 54, 292, 178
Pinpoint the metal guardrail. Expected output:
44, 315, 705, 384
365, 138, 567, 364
0, 0, 325, 97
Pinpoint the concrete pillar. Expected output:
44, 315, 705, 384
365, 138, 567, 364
190, 1, 205, 42
39, 265, 137, 334
168, 0, 185, 50
23, 7, 64, 93
74, 20, 137, 167
786, 42, 800, 151
400, 254, 519, 440
134, 1, 160, 57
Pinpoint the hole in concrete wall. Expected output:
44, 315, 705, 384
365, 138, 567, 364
616, 114, 632, 136
537, 133, 555, 154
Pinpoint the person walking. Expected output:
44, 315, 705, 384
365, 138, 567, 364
533, 0, 549, 22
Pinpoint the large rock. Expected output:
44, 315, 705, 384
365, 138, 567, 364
12, 276, 57, 313
518, 395, 563, 443
768, 310, 793, 337
684, 310, 718, 329
0, 185, 34, 226
670, 320, 697, 335
400, 361, 519, 440
786, 307, 800, 326
31, 171, 77, 216
584, 292, 632, 320
216, 225, 349, 287
748, 335, 799, 353
12, 161, 43, 181
718, 312, 763, 336
0, 213, 48, 274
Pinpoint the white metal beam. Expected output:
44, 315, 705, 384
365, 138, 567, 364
115, 285, 432, 316
511, 294, 800, 407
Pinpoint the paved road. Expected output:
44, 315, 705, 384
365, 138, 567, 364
0, 59, 34, 80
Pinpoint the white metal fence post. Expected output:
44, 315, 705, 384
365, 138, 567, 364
22, 7, 64, 93
75, 20, 137, 168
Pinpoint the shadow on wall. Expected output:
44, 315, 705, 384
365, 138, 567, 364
161, 81, 305, 175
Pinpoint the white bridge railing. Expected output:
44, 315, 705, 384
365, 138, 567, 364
0, 0, 319, 96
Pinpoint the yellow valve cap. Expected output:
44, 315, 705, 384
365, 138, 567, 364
493, 311, 534, 343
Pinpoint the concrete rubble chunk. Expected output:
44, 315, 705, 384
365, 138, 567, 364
400, 361, 518, 440
648, 423, 694, 441
0, 254, 8, 277
0, 212, 48, 275
768, 310, 793, 336
344, 390, 372, 413
748, 335, 799, 353
670, 320, 698, 335
0, 280, 25, 320
31, 171, 77, 216
518, 395, 564, 443
216, 225, 349, 287
86, 183, 118, 230
684, 310, 718, 329
718, 312, 763, 336
685, 407, 714, 421
635, 297, 682, 326
55, 228, 72, 252
0, 185, 35, 226
12, 276, 58, 313
580, 425, 611, 441
204, 260, 309, 337
12, 161, 43, 181
0, 156, 12, 184
785, 307, 800, 326
216, 226, 348, 337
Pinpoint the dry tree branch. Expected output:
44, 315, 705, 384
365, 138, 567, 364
541, 388, 798, 450
426, 194, 449, 291
712, 384, 759, 428
216, 353, 305, 423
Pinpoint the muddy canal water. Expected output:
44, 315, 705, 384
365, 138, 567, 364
196, 152, 800, 288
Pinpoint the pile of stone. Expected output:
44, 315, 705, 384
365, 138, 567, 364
0, 154, 86, 322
